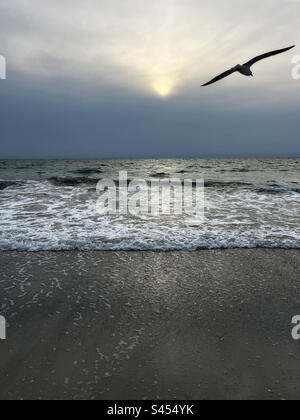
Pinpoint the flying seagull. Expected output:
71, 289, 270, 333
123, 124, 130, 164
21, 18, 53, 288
202, 45, 295, 87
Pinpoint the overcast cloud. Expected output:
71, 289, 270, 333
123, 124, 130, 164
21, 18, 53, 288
0, 0, 299, 158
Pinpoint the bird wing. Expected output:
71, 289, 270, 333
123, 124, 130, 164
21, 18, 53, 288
244, 45, 295, 68
202, 67, 238, 87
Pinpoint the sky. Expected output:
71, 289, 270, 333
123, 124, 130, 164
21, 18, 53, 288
0, 0, 299, 159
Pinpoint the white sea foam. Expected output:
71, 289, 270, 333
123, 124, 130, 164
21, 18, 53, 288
0, 170, 299, 250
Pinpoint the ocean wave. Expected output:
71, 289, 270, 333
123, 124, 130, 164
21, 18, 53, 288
204, 180, 252, 188
2, 177, 299, 198
0, 237, 299, 251
2, 177, 299, 195
48, 177, 100, 186
0, 181, 20, 190
255, 186, 300, 195
230, 168, 250, 173
47, 178, 255, 190
150, 172, 170, 178
73, 168, 103, 175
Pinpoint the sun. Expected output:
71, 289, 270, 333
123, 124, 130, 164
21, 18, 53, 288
160, 87, 168, 96
154, 82, 171, 97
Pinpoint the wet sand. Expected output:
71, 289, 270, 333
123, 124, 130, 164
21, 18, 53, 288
0, 249, 300, 400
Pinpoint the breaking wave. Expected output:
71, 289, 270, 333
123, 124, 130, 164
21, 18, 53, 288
1, 157, 300, 251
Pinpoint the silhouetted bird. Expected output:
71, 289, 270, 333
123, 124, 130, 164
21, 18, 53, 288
202, 46, 295, 87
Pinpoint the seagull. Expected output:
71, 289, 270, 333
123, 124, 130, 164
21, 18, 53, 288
202, 45, 295, 87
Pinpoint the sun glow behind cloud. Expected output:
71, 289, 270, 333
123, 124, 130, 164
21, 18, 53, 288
0, 0, 233, 96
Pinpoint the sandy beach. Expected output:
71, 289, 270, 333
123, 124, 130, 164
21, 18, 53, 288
0, 249, 300, 400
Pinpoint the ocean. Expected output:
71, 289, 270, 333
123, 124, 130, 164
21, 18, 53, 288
0, 158, 299, 251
